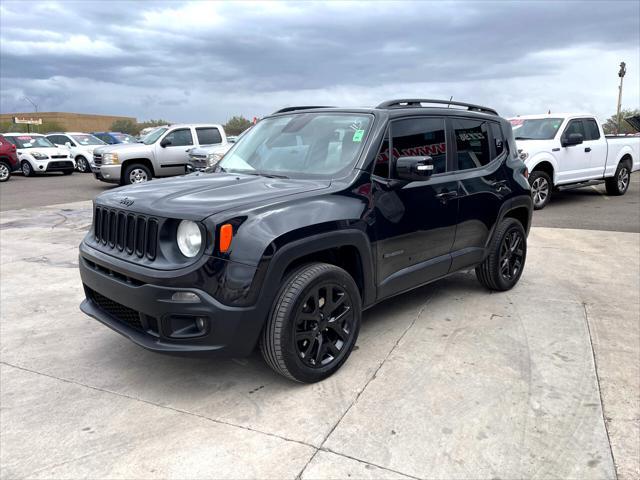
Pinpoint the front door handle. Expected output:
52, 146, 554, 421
585, 147, 591, 152
435, 191, 458, 203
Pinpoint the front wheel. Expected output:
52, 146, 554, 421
529, 171, 552, 210
605, 161, 631, 196
260, 263, 362, 383
76, 156, 89, 173
476, 218, 527, 291
122, 163, 152, 185
21, 161, 34, 177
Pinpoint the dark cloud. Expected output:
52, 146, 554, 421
1, 1, 638, 122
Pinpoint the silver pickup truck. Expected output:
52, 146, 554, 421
92, 124, 226, 185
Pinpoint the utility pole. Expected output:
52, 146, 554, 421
23, 96, 38, 113
616, 62, 626, 134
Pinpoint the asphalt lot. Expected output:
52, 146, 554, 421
1, 172, 639, 479
1, 171, 639, 233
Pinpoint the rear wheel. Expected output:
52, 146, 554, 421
123, 163, 152, 185
0, 161, 10, 182
260, 263, 361, 383
605, 161, 631, 196
21, 161, 33, 177
529, 170, 552, 210
476, 218, 527, 291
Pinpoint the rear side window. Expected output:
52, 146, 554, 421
584, 119, 600, 140
196, 128, 222, 145
164, 128, 193, 147
453, 118, 491, 170
491, 123, 507, 157
390, 117, 447, 176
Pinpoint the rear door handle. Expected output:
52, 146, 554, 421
585, 147, 591, 152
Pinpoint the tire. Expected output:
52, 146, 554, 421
529, 170, 552, 210
76, 156, 89, 173
63, 170, 73, 175
0, 161, 11, 182
605, 160, 631, 196
260, 263, 362, 383
122, 163, 152, 185
21, 161, 33, 177
476, 218, 527, 291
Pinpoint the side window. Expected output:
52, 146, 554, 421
491, 123, 506, 157
164, 128, 193, 147
563, 119, 585, 140
390, 117, 447, 176
453, 118, 491, 170
196, 128, 222, 145
373, 136, 390, 178
585, 119, 600, 140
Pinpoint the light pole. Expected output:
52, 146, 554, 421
23, 96, 38, 113
616, 62, 626, 135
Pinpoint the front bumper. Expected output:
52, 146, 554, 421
78, 245, 265, 357
93, 164, 121, 183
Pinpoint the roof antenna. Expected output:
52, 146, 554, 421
548, 109, 551, 114
448, 96, 453, 108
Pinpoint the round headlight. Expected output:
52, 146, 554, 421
176, 220, 202, 258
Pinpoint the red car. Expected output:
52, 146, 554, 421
0, 135, 19, 182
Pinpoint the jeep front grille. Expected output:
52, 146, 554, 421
94, 206, 158, 260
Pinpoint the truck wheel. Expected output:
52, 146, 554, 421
605, 161, 631, 196
260, 263, 362, 383
76, 156, 89, 173
21, 161, 33, 177
529, 171, 551, 210
476, 217, 527, 291
123, 163, 152, 185
0, 161, 10, 182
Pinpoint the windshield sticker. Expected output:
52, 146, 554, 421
17, 136, 33, 140
352, 129, 365, 142
23, 143, 32, 147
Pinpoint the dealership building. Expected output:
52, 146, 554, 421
0, 112, 137, 132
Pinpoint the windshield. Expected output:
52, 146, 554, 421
142, 127, 168, 145
113, 133, 138, 144
12, 135, 55, 149
71, 134, 105, 146
216, 113, 373, 179
510, 118, 564, 140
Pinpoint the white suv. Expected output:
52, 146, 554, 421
3, 133, 75, 177
46, 132, 106, 173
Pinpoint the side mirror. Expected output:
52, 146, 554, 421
396, 156, 434, 181
160, 138, 172, 148
64, 142, 71, 148
562, 133, 583, 147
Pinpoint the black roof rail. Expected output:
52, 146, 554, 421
273, 106, 334, 114
376, 98, 498, 116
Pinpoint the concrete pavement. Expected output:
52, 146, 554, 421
0, 201, 638, 479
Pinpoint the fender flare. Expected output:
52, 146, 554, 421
528, 154, 558, 183
254, 229, 376, 309
483, 194, 533, 250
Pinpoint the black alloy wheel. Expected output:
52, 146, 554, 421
499, 229, 525, 282
261, 263, 361, 383
295, 282, 355, 368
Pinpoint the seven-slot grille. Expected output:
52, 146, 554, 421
94, 206, 158, 260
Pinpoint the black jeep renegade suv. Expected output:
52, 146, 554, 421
79, 99, 532, 383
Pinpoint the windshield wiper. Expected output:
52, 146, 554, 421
515, 136, 535, 140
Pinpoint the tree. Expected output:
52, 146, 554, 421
111, 119, 139, 135
138, 119, 171, 130
224, 116, 252, 136
602, 108, 640, 135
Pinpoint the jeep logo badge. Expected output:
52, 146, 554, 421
119, 197, 134, 207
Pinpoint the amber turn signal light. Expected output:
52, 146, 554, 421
219, 224, 233, 252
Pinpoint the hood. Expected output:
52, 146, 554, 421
19, 147, 69, 157
189, 144, 232, 156
514, 138, 558, 156
98, 143, 150, 155
95, 172, 331, 220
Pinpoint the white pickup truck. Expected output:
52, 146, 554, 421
510, 114, 639, 209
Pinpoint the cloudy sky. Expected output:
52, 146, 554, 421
1, 1, 638, 124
